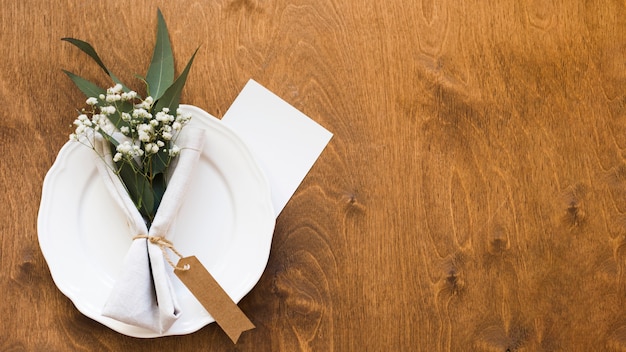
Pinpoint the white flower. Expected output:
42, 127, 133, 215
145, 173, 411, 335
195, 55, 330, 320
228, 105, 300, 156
172, 121, 182, 131
120, 126, 130, 135
169, 145, 180, 156
138, 96, 154, 109
156, 140, 164, 147
176, 110, 192, 123
117, 141, 132, 154
113, 153, 122, 162
121, 90, 137, 101
144, 142, 159, 154
121, 112, 131, 122
132, 108, 151, 119
105, 94, 121, 102
101, 106, 116, 115
137, 124, 153, 142
86, 97, 98, 105
155, 110, 173, 122
133, 145, 144, 156
92, 114, 103, 124
162, 131, 172, 140
108, 84, 123, 94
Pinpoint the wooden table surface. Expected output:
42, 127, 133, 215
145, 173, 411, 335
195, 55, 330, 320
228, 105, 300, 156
2, 1, 626, 351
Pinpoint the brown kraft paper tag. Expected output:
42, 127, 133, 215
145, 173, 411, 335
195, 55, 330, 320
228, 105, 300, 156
174, 256, 255, 343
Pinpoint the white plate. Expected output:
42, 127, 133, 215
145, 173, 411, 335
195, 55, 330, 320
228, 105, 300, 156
37, 105, 275, 338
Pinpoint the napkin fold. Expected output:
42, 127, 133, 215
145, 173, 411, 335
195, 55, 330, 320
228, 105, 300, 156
94, 128, 205, 333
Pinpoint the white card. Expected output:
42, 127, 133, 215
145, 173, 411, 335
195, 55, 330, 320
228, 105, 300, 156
221, 79, 333, 216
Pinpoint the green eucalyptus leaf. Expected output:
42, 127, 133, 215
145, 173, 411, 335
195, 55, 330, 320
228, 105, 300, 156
151, 172, 167, 215
116, 159, 139, 207
63, 70, 106, 99
151, 148, 170, 175
140, 177, 155, 220
146, 9, 174, 100
154, 48, 199, 114
117, 161, 154, 219
62, 38, 129, 91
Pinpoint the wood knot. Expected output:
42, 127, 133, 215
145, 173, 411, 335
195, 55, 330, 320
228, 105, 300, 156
19, 261, 34, 274
488, 224, 510, 255
342, 191, 365, 214
563, 200, 585, 228
445, 269, 462, 293
438, 257, 465, 296
227, 0, 262, 12
560, 185, 587, 229
476, 322, 531, 351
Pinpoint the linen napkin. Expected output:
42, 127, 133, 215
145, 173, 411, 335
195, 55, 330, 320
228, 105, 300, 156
94, 128, 206, 333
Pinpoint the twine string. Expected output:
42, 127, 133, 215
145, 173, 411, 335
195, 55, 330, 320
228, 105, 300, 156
133, 235, 190, 271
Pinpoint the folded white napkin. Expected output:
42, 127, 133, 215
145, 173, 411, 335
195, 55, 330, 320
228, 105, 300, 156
94, 128, 205, 333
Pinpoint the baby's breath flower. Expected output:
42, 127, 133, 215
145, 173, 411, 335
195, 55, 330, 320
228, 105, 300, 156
137, 124, 153, 142
106, 94, 121, 102
144, 142, 160, 154
75, 124, 86, 134
121, 91, 137, 101
101, 106, 116, 115
155, 110, 173, 122
109, 84, 123, 94
133, 145, 144, 156
132, 108, 151, 119
169, 145, 180, 157
120, 126, 130, 135
117, 141, 132, 154
86, 97, 98, 105
138, 96, 154, 109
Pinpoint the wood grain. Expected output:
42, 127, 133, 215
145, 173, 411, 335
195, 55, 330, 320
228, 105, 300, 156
2, 0, 626, 350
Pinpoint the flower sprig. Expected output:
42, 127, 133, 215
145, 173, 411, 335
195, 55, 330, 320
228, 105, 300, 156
63, 9, 198, 227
